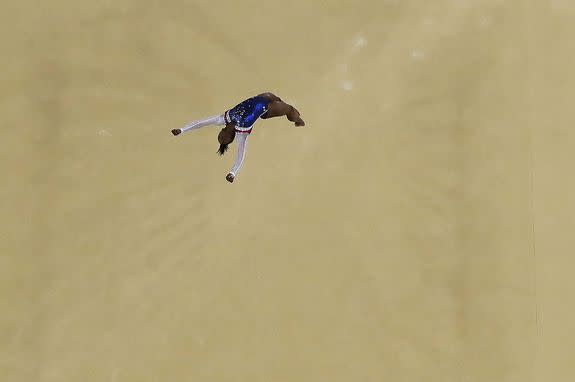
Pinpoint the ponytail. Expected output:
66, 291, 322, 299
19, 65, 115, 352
217, 143, 229, 155
217, 125, 236, 155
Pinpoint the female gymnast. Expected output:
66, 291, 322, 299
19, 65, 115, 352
171, 92, 305, 183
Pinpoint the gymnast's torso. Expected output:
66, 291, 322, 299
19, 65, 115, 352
224, 96, 271, 132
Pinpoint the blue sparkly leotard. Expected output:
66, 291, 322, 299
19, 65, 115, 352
224, 96, 271, 133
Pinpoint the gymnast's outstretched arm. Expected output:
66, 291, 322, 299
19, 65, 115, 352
226, 133, 249, 183
172, 114, 226, 135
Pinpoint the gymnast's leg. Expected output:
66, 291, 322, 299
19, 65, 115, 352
261, 101, 305, 126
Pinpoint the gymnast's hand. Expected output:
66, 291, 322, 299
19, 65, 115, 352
226, 173, 235, 183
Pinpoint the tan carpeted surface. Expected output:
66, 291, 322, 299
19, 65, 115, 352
1, 1, 573, 381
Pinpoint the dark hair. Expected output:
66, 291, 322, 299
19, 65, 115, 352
217, 143, 229, 156
217, 126, 235, 156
